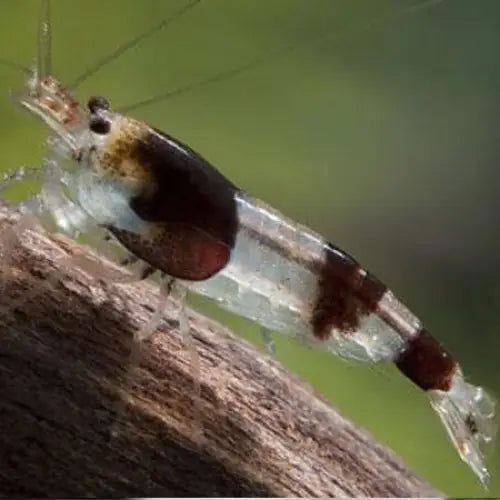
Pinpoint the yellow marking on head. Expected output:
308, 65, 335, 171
95, 116, 156, 191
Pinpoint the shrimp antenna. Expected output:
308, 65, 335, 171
119, 0, 445, 114
37, 0, 52, 81
0, 57, 31, 76
67, 0, 202, 90
0, 0, 50, 80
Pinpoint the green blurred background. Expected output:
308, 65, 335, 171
0, 0, 499, 496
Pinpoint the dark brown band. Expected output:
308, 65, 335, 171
395, 328, 456, 391
311, 243, 387, 339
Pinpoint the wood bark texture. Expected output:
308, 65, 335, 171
0, 206, 438, 497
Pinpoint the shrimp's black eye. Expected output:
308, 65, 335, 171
89, 115, 111, 135
87, 95, 110, 114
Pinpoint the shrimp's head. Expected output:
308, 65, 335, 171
17, 74, 87, 156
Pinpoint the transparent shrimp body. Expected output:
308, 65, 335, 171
8, 73, 497, 487
23, 82, 495, 486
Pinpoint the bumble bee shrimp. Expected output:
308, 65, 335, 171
0, 0, 496, 487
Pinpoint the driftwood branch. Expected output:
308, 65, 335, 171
0, 206, 438, 497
